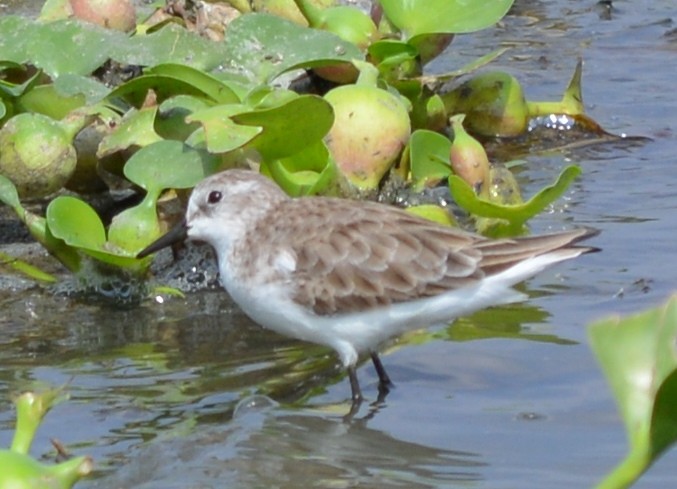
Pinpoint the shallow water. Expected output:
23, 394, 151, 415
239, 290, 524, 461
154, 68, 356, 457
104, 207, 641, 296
1, 1, 677, 488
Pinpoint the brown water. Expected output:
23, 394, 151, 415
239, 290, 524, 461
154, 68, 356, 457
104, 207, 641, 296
1, 1, 677, 487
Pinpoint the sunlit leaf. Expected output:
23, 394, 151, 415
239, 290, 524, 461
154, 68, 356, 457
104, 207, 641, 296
262, 140, 338, 196
107, 74, 217, 108
450, 165, 581, 226
220, 13, 363, 85
233, 95, 334, 159
30, 20, 126, 77
408, 129, 452, 190
406, 204, 456, 226
589, 294, 677, 489
123, 140, 221, 191
97, 107, 163, 157
45, 196, 152, 268
187, 105, 262, 153
148, 64, 240, 104
107, 195, 161, 253
46, 196, 107, 251
111, 23, 224, 71
53, 73, 109, 102
0, 16, 34, 64
380, 0, 514, 37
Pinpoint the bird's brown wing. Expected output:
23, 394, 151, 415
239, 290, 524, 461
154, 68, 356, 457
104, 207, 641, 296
244, 197, 598, 316
279, 199, 479, 315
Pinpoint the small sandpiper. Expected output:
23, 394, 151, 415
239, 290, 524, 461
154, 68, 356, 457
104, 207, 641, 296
138, 169, 598, 407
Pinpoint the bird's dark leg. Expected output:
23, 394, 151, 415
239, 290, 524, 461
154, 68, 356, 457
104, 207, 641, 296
347, 364, 363, 404
370, 351, 394, 395
345, 365, 364, 419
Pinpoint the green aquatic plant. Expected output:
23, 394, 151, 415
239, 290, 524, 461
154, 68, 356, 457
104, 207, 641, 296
323, 62, 410, 193
589, 294, 677, 489
0, 388, 92, 488
0, 1, 627, 293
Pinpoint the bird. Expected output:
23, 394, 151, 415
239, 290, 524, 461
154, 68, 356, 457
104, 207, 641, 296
138, 169, 599, 408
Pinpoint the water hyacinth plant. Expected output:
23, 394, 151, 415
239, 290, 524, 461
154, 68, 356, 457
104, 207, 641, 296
0, 388, 92, 488
0, 0, 628, 290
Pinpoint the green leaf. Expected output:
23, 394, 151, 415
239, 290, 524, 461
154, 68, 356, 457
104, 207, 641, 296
380, 0, 514, 37
111, 23, 224, 71
450, 165, 581, 225
262, 140, 338, 196
12, 388, 66, 454
0, 66, 42, 98
406, 204, 456, 226
30, 20, 126, 78
123, 140, 221, 191
232, 95, 334, 160
0, 251, 57, 283
107, 194, 161, 253
408, 129, 452, 190
148, 64, 240, 104
16, 84, 86, 120
53, 73, 111, 104
39, 0, 72, 22
0, 16, 33, 64
0, 176, 81, 272
156, 95, 211, 141
45, 195, 152, 268
107, 74, 221, 108
97, 107, 163, 157
0, 173, 22, 210
589, 294, 677, 489
370, 41, 421, 80
368, 39, 418, 68
187, 105, 262, 154
219, 13, 363, 86
46, 196, 107, 252
421, 47, 510, 86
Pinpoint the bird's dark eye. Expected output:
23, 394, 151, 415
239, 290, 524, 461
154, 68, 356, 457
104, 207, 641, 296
207, 191, 222, 204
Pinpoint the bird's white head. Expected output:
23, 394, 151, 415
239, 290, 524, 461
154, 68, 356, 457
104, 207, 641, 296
185, 170, 289, 254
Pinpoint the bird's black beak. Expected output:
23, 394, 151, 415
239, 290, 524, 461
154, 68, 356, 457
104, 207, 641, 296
137, 218, 188, 258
